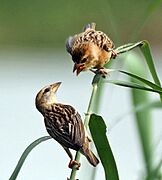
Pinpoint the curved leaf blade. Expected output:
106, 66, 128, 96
89, 114, 119, 180
115, 40, 161, 95
9, 136, 51, 180
145, 159, 162, 180
115, 41, 142, 54
119, 70, 162, 91
140, 40, 161, 87
105, 80, 162, 94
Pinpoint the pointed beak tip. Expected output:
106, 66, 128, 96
73, 69, 76, 73
73, 63, 77, 73
51, 82, 62, 92
73, 63, 84, 76
76, 70, 81, 76
57, 82, 62, 85
57, 82, 62, 88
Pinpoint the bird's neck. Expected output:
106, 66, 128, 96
36, 95, 58, 113
46, 95, 57, 105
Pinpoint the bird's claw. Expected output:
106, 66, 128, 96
90, 68, 107, 78
68, 160, 81, 170
111, 50, 117, 59
91, 68, 115, 78
96, 68, 109, 78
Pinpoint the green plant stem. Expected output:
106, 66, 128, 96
69, 152, 81, 180
84, 83, 98, 128
69, 80, 100, 180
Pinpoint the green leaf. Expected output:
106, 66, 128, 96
9, 136, 51, 180
105, 80, 162, 94
115, 40, 161, 87
119, 70, 162, 91
140, 40, 161, 87
145, 159, 162, 180
115, 40, 162, 101
115, 41, 142, 54
89, 114, 119, 180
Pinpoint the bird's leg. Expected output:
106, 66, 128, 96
96, 67, 109, 78
63, 147, 81, 170
68, 159, 81, 170
90, 69, 96, 74
90, 68, 107, 77
97, 67, 108, 75
91, 67, 114, 78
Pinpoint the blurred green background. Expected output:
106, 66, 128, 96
0, 0, 162, 48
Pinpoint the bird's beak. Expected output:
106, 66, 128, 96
51, 82, 62, 93
73, 63, 85, 75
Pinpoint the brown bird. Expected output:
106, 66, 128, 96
35, 82, 99, 168
66, 22, 117, 76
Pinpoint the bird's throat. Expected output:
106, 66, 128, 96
45, 94, 57, 105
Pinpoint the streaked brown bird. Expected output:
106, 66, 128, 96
35, 82, 99, 168
66, 22, 117, 76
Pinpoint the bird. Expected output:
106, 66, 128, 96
35, 82, 99, 169
66, 22, 117, 76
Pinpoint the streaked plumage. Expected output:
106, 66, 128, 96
35, 82, 99, 168
66, 22, 116, 75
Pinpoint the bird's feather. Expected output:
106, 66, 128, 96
66, 36, 75, 54
83, 22, 96, 31
44, 103, 85, 151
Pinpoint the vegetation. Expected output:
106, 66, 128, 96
6, 0, 162, 179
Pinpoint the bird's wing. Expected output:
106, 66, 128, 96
66, 36, 76, 54
83, 22, 96, 31
102, 34, 115, 51
93, 31, 114, 51
44, 104, 85, 151
66, 23, 96, 54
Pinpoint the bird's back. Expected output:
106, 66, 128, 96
66, 23, 114, 55
44, 103, 85, 151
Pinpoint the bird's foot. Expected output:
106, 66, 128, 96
91, 68, 114, 78
96, 68, 109, 78
111, 50, 117, 59
68, 160, 81, 170
97, 68, 108, 75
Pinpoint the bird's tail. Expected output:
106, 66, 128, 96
83, 22, 96, 31
81, 137, 99, 167
82, 148, 99, 167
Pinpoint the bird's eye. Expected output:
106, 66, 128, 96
44, 88, 50, 93
81, 57, 88, 63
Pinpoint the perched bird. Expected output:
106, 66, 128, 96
66, 22, 117, 76
35, 82, 99, 168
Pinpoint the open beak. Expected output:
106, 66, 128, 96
73, 63, 85, 75
51, 82, 62, 93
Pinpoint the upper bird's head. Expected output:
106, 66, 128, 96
66, 22, 112, 75
35, 82, 61, 111
72, 43, 100, 75
66, 23, 99, 76
71, 43, 101, 75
